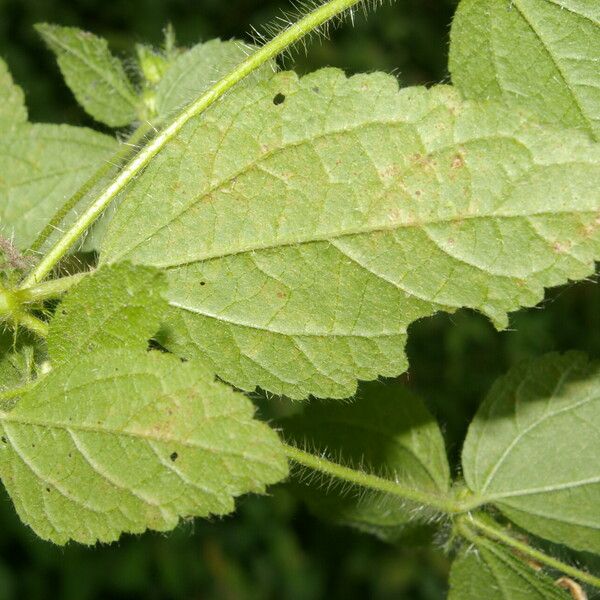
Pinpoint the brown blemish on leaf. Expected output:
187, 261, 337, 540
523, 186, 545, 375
553, 241, 571, 254
451, 154, 464, 169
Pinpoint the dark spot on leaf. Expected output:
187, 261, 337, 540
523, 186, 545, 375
46, 487, 50, 493
1, 437, 6, 444
61, 309, 67, 315
312, 86, 320, 94
273, 93, 285, 105
200, 281, 206, 286
170, 452, 178, 462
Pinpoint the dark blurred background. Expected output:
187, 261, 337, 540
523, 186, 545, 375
1, 0, 599, 598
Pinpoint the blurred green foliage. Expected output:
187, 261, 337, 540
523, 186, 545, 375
1, 0, 599, 598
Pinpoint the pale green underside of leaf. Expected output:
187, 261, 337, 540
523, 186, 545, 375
36, 23, 139, 127
0, 329, 38, 409
76, 39, 274, 253
449, 538, 569, 600
155, 38, 274, 122
0, 123, 117, 250
463, 352, 600, 554
0, 349, 288, 545
100, 68, 600, 400
47, 263, 168, 366
449, 0, 600, 140
0, 57, 27, 130
282, 380, 450, 540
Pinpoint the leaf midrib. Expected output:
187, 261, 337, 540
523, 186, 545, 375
512, 0, 596, 137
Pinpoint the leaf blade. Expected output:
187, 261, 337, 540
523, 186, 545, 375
0, 349, 288, 545
47, 263, 168, 365
0, 58, 27, 131
0, 123, 118, 250
449, 536, 569, 600
449, 0, 600, 139
462, 352, 600, 553
101, 69, 600, 399
36, 23, 139, 127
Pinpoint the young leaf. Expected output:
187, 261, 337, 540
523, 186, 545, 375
0, 328, 39, 404
47, 263, 168, 365
0, 124, 117, 249
0, 58, 27, 130
154, 39, 274, 121
462, 352, 600, 554
36, 24, 139, 127
449, 0, 600, 140
0, 349, 288, 544
282, 380, 450, 540
101, 69, 600, 399
449, 536, 569, 600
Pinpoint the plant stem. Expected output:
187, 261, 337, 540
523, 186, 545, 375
28, 122, 154, 255
463, 514, 600, 589
15, 312, 48, 338
19, 272, 88, 303
284, 443, 461, 514
20, 0, 376, 287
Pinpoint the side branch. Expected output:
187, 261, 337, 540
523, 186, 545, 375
284, 442, 463, 515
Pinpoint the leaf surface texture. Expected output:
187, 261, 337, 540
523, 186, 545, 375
101, 69, 600, 399
0, 350, 288, 544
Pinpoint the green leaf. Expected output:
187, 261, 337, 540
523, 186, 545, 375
100, 69, 600, 399
449, 536, 569, 600
0, 349, 288, 544
449, 0, 600, 140
0, 123, 117, 250
282, 380, 450, 540
154, 39, 273, 121
47, 263, 168, 366
0, 329, 39, 405
0, 58, 27, 131
462, 352, 600, 554
36, 23, 139, 127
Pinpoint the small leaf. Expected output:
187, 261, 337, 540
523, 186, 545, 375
449, 0, 600, 140
155, 39, 274, 121
0, 58, 27, 131
36, 23, 139, 127
0, 123, 117, 250
282, 380, 450, 540
101, 69, 600, 399
0, 349, 288, 544
449, 536, 569, 600
0, 328, 40, 408
462, 352, 600, 554
48, 263, 168, 365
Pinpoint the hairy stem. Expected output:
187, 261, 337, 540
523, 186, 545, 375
461, 514, 600, 589
19, 272, 88, 303
28, 122, 154, 255
284, 443, 467, 515
15, 312, 49, 338
20, 0, 380, 287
